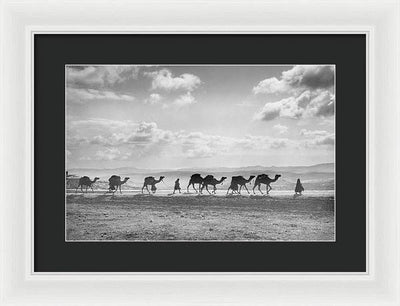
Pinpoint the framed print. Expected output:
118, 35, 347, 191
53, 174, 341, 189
35, 34, 364, 272
1, 0, 399, 305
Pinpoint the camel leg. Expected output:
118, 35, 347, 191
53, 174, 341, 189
81, 186, 84, 193
252, 184, 257, 194
267, 185, 272, 194
192, 183, 198, 193
179, 188, 181, 193
205, 185, 211, 195
76, 185, 79, 193
119, 185, 122, 194
226, 187, 230, 195
213, 186, 217, 194
146, 185, 150, 195
258, 184, 263, 195
142, 184, 146, 194
244, 185, 250, 194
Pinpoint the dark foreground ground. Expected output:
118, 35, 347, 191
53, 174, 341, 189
66, 193, 334, 241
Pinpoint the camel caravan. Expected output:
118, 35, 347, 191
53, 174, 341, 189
67, 172, 285, 196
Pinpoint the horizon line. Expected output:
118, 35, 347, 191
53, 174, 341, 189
67, 162, 334, 171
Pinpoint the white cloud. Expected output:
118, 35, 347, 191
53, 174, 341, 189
253, 77, 289, 95
145, 93, 163, 105
300, 129, 330, 137
254, 90, 334, 121
67, 66, 140, 88
253, 65, 334, 95
68, 118, 302, 162
300, 129, 335, 147
314, 135, 334, 145
67, 88, 135, 103
273, 124, 288, 134
94, 148, 132, 161
173, 92, 196, 107
270, 139, 288, 149
144, 69, 201, 92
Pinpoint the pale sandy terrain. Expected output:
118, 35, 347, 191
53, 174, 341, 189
66, 193, 334, 241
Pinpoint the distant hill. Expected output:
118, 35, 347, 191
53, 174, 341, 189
69, 163, 334, 177
67, 163, 334, 191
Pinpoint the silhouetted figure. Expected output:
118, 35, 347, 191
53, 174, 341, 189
295, 178, 304, 195
173, 178, 181, 194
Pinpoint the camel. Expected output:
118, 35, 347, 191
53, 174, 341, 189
253, 174, 281, 195
187, 174, 204, 193
76, 176, 99, 193
200, 175, 227, 194
226, 175, 255, 195
226, 182, 240, 195
108, 175, 130, 194
142, 176, 165, 194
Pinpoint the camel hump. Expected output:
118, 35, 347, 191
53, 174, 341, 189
204, 175, 214, 180
191, 173, 202, 179
109, 175, 120, 182
81, 176, 90, 180
145, 176, 154, 180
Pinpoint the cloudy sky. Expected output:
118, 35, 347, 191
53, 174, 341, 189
66, 65, 335, 170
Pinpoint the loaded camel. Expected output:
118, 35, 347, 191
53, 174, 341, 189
253, 174, 281, 195
187, 174, 204, 193
200, 175, 227, 195
108, 175, 130, 194
76, 176, 99, 193
226, 175, 255, 195
142, 176, 165, 194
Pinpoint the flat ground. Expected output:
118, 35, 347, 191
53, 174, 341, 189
66, 193, 334, 241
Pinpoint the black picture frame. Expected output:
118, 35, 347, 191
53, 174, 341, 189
34, 34, 366, 272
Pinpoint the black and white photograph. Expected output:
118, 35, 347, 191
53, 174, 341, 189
65, 64, 335, 241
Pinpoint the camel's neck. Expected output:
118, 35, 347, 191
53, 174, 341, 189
218, 178, 225, 183
121, 179, 128, 184
246, 177, 254, 183
92, 178, 99, 183
156, 178, 163, 183
272, 177, 279, 182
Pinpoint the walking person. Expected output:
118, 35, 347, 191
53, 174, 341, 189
173, 178, 181, 194
295, 178, 304, 195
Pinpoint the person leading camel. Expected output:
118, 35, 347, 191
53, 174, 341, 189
173, 178, 181, 194
295, 178, 304, 195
